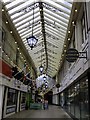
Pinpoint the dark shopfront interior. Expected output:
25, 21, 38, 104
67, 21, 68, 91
59, 73, 90, 120
44, 91, 53, 104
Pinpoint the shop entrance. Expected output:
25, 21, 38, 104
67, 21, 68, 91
44, 91, 53, 104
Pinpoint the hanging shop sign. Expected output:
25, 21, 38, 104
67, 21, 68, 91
66, 48, 87, 62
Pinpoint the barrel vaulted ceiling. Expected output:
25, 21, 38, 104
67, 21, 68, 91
2, 0, 73, 77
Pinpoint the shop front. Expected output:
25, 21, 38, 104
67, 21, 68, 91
6, 88, 18, 115
59, 76, 89, 120
20, 92, 26, 111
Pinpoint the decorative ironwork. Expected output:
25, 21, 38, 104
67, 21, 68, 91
18, 3, 39, 13
42, 2, 63, 13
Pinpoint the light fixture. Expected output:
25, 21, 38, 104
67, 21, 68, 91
45, 81, 48, 85
39, 65, 44, 73
2, 9, 4, 11
6, 21, 8, 24
39, 43, 44, 74
10, 31, 12, 33
68, 30, 70, 33
72, 21, 75, 26
43, 76, 46, 81
45, 85, 48, 88
27, 36, 38, 50
64, 50, 66, 53
72, 21, 74, 24
75, 9, 77, 12
68, 38, 70, 41
27, 5, 38, 50
64, 44, 66, 47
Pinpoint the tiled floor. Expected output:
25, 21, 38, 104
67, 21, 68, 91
7, 105, 72, 119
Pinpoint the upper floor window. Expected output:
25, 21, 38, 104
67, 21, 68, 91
81, 3, 88, 44
73, 29, 75, 48
81, 13, 86, 44
0, 27, 6, 48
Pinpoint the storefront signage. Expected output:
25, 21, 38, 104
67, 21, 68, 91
66, 48, 79, 62
66, 48, 87, 62
6, 106, 16, 114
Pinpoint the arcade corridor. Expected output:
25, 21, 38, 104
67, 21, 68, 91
0, 1, 90, 120
7, 105, 72, 119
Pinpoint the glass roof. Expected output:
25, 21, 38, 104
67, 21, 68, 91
2, 0, 73, 77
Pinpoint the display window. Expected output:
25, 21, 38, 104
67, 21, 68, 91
61, 77, 89, 120
20, 92, 26, 110
70, 86, 75, 116
21, 92, 26, 104
74, 83, 80, 119
80, 79, 89, 119
6, 88, 17, 114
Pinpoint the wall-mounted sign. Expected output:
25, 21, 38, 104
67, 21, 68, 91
66, 48, 79, 62
66, 48, 87, 62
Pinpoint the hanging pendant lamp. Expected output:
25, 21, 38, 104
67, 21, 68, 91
27, 5, 38, 50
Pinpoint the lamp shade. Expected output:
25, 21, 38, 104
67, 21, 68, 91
27, 36, 38, 50
39, 65, 44, 73
43, 76, 46, 81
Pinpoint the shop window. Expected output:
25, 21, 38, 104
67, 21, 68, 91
80, 79, 89, 119
81, 10, 87, 44
21, 92, 26, 104
7, 88, 17, 106
63, 77, 89, 120
70, 86, 75, 116
66, 89, 71, 112
74, 83, 80, 119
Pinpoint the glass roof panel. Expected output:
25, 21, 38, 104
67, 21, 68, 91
2, 0, 73, 78
42, 0, 71, 14
7, 0, 37, 15
20, 24, 41, 37
44, 12, 68, 27
13, 7, 39, 23
45, 27, 65, 39
21, 27, 42, 39
5, 0, 25, 9
21, 30, 41, 40
15, 12, 40, 27
17, 17, 40, 30
43, 8, 69, 23
45, 24, 66, 36
44, 17, 67, 31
